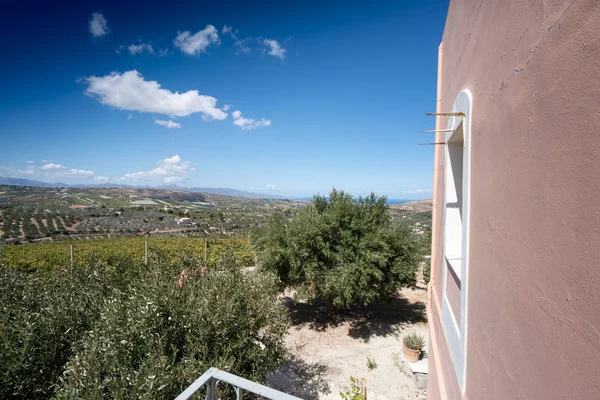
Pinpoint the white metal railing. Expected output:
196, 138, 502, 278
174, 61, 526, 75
175, 368, 303, 400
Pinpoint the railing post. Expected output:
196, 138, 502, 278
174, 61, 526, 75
145, 240, 148, 265
70, 243, 74, 267
235, 387, 244, 400
204, 238, 207, 265
206, 378, 218, 400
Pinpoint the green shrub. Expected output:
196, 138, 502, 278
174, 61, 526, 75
251, 189, 420, 308
340, 376, 367, 400
366, 357, 377, 370
0, 253, 288, 399
423, 261, 431, 284
0, 262, 128, 398
421, 229, 431, 284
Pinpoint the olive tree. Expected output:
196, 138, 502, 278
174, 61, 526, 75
251, 189, 420, 308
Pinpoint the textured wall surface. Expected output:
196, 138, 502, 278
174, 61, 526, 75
428, 1, 600, 398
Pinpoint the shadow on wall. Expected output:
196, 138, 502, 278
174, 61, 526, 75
283, 295, 427, 342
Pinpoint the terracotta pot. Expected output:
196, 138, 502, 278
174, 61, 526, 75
402, 342, 421, 362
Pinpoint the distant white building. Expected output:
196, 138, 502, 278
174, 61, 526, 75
177, 217, 193, 226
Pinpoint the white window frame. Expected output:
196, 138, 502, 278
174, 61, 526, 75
441, 89, 472, 391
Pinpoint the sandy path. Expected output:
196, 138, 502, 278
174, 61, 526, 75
282, 286, 428, 400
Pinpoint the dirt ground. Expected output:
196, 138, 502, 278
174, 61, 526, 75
281, 285, 429, 400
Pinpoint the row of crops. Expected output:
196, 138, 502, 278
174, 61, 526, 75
1, 206, 76, 239
0, 237, 254, 271
1, 203, 259, 241
76, 209, 181, 233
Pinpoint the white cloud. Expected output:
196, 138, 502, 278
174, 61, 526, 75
222, 25, 239, 40
94, 176, 110, 182
41, 159, 51, 163
68, 169, 95, 178
249, 185, 255, 191
0, 166, 34, 176
401, 188, 431, 194
116, 45, 125, 54
158, 49, 169, 57
263, 39, 286, 59
84, 70, 227, 120
128, 42, 154, 55
89, 12, 109, 38
155, 119, 181, 129
174, 25, 220, 55
127, 113, 133, 120
222, 104, 232, 111
1, 161, 105, 181
164, 176, 184, 183
232, 110, 271, 130
26, 160, 34, 164
119, 155, 194, 183
41, 163, 66, 170
119, 172, 145, 181
235, 38, 252, 54
266, 184, 276, 190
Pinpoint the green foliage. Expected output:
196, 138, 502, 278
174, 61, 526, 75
403, 331, 426, 351
0, 254, 288, 399
423, 262, 430, 285
340, 376, 367, 400
0, 237, 254, 272
0, 262, 130, 398
366, 357, 377, 370
252, 189, 420, 308
421, 228, 431, 284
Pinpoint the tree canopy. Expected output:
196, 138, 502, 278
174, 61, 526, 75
251, 189, 420, 308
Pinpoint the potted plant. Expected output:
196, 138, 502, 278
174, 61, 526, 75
402, 331, 425, 362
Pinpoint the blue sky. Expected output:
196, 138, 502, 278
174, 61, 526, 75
0, 0, 449, 199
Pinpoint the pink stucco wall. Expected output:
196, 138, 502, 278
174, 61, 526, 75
428, 1, 600, 399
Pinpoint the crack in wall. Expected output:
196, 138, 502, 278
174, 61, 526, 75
492, 0, 577, 98
456, 0, 485, 67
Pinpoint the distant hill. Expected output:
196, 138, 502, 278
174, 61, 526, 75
388, 199, 433, 212
0, 176, 286, 200
0, 177, 70, 188
186, 187, 284, 199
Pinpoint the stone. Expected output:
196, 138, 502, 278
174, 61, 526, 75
415, 373, 428, 389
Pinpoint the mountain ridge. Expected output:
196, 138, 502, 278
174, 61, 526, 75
0, 176, 286, 200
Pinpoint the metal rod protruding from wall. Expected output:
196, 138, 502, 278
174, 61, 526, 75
418, 142, 447, 146
426, 112, 465, 117
421, 129, 454, 133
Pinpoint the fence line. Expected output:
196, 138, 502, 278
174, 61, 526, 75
0, 237, 251, 270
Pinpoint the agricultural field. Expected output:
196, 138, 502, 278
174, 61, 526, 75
389, 199, 433, 236
0, 185, 306, 243
0, 185, 431, 252
0, 237, 253, 271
